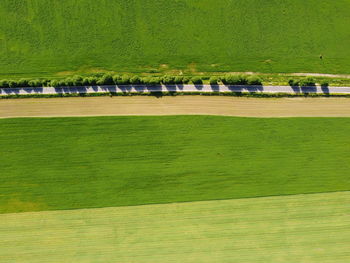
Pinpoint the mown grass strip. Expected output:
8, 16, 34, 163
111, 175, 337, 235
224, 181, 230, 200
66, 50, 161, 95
0, 191, 349, 263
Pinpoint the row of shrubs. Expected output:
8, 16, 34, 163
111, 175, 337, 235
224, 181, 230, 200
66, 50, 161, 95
288, 77, 329, 87
0, 74, 263, 88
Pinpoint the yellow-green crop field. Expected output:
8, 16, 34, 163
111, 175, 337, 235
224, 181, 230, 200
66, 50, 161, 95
1, 191, 349, 263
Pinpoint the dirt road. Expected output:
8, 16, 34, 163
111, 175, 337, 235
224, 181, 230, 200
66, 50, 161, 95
1, 96, 350, 118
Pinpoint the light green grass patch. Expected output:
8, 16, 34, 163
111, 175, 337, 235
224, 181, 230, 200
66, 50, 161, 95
1, 116, 350, 213
1, 191, 349, 263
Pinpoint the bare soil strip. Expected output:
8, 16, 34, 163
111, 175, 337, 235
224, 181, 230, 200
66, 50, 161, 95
1, 96, 350, 118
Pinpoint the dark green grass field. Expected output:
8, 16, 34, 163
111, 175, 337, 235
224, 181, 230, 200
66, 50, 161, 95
0, 0, 349, 78
1, 116, 349, 214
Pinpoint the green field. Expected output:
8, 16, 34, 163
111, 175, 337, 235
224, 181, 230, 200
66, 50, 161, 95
1, 116, 350, 214
1, 0, 350, 78
1, 191, 349, 263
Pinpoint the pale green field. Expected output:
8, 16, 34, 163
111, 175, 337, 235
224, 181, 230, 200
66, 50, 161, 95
1, 191, 349, 263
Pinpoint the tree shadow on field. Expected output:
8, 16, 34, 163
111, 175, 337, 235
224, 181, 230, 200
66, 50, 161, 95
20, 87, 44, 94
134, 85, 146, 93
33, 87, 44, 94
244, 84, 263, 93
290, 85, 301, 94
194, 83, 204, 90
108, 86, 117, 93
321, 83, 330, 95
54, 87, 68, 94
228, 85, 244, 92
164, 84, 177, 92
1, 88, 20, 95
119, 85, 132, 93
301, 85, 317, 94
100, 85, 116, 93
210, 84, 220, 92
146, 84, 162, 93
150, 91, 164, 98
176, 84, 184, 91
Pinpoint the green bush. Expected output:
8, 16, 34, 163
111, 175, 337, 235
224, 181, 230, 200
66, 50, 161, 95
114, 74, 130, 85
28, 79, 42, 87
288, 79, 300, 86
68, 78, 75, 86
0, 80, 9, 88
87, 77, 98, 85
191, 76, 203, 84
121, 75, 131, 85
223, 74, 247, 85
141, 77, 150, 84
150, 77, 161, 85
130, 76, 142, 85
239, 74, 248, 85
162, 75, 175, 85
112, 75, 121, 84
57, 79, 66, 86
17, 79, 29, 87
82, 78, 90, 86
209, 76, 218, 85
143, 77, 161, 85
222, 74, 232, 85
41, 79, 50, 87
97, 74, 114, 85
72, 75, 83, 86
247, 75, 262, 85
8, 80, 18, 88
182, 77, 190, 84
50, 80, 59, 87
60, 78, 75, 86
174, 76, 183, 84
300, 77, 315, 86
320, 80, 329, 87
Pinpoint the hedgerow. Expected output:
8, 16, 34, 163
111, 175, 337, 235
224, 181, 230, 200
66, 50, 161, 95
142, 77, 162, 85
247, 75, 262, 85
0, 74, 336, 89
209, 76, 219, 85
162, 75, 176, 85
288, 77, 316, 87
222, 74, 248, 85
300, 77, 316, 87
191, 76, 203, 85
130, 76, 142, 84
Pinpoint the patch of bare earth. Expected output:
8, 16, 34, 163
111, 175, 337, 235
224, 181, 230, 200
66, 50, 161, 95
1, 96, 350, 118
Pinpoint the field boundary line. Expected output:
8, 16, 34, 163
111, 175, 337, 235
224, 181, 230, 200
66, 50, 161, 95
2, 190, 348, 216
